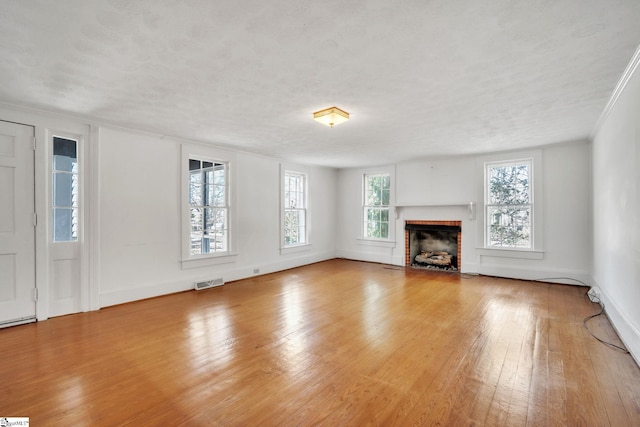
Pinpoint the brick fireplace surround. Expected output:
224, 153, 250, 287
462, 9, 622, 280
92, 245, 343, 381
405, 220, 462, 270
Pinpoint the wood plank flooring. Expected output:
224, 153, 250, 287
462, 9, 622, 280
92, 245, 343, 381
2, 259, 639, 426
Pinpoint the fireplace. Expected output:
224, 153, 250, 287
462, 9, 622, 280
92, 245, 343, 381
405, 221, 462, 271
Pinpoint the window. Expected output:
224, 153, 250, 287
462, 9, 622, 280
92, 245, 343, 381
283, 171, 307, 247
189, 158, 228, 255
364, 173, 390, 239
485, 159, 532, 249
52, 136, 78, 242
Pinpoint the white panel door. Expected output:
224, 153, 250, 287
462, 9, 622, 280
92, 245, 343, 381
0, 120, 35, 326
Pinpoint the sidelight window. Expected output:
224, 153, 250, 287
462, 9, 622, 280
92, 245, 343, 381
52, 136, 78, 242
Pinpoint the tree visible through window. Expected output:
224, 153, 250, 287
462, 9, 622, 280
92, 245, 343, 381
486, 160, 532, 248
364, 173, 390, 239
189, 159, 228, 255
283, 171, 307, 247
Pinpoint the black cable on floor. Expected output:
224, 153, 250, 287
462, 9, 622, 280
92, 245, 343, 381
582, 292, 629, 353
532, 277, 629, 353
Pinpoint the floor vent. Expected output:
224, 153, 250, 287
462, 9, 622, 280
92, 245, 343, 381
195, 278, 224, 291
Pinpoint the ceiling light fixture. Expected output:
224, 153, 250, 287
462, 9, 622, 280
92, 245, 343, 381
313, 106, 349, 127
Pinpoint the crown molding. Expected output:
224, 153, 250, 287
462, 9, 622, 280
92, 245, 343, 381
590, 44, 640, 141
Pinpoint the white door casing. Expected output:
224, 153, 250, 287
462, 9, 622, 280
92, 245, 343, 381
0, 120, 36, 326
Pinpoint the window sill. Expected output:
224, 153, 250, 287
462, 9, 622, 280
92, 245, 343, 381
280, 244, 311, 255
181, 253, 238, 269
357, 238, 396, 248
477, 248, 544, 260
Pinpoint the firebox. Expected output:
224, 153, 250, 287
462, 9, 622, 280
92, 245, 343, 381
405, 221, 462, 271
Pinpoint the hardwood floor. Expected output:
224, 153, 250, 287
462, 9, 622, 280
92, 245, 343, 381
2, 259, 639, 426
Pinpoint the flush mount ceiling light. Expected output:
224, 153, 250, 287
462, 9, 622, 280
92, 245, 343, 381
313, 106, 349, 127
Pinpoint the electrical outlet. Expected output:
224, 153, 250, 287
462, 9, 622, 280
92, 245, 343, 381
253, 268, 260, 274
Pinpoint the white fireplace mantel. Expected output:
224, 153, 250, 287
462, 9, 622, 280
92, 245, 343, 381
394, 202, 477, 220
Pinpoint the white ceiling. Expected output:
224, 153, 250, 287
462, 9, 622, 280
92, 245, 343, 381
1, 1, 639, 168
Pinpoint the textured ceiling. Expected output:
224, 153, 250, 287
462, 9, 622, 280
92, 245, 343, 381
1, 1, 639, 168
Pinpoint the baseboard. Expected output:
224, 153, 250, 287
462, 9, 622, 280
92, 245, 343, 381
476, 264, 592, 286
336, 249, 395, 266
100, 278, 194, 308
99, 250, 336, 308
593, 278, 640, 367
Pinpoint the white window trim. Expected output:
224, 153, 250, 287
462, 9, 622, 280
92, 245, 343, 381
181, 144, 237, 269
476, 150, 543, 256
361, 165, 396, 244
280, 163, 311, 254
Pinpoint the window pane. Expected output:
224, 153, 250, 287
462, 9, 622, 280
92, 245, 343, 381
53, 173, 73, 206
210, 185, 225, 207
380, 222, 389, 239
489, 164, 530, 205
213, 167, 225, 186
190, 207, 204, 233
53, 137, 77, 172
367, 189, 379, 206
189, 172, 203, 205
53, 208, 75, 242
381, 189, 390, 205
488, 206, 531, 248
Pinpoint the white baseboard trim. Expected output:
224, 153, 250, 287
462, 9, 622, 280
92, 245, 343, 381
100, 278, 193, 308
475, 264, 592, 286
99, 251, 336, 308
593, 278, 640, 367
336, 250, 395, 266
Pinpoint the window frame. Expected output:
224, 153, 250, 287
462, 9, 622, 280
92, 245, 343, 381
188, 159, 229, 256
363, 172, 392, 241
181, 144, 237, 269
477, 150, 543, 257
282, 169, 308, 249
50, 133, 81, 243
484, 159, 533, 249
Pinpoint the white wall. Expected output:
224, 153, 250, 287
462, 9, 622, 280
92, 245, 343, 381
0, 104, 338, 316
592, 50, 640, 363
98, 127, 338, 307
336, 142, 592, 283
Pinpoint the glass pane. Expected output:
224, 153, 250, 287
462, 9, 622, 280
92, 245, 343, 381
381, 189, 390, 205
53, 173, 73, 206
208, 184, 225, 207
381, 175, 390, 190
213, 167, 225, 186
488, 206, 531, 248
489, 164, 530, 205
380, 222, 389, 239
366, 189, 379, 206
190, 207, 203, 233
189, 172, 203, 205
205, 208, 227, 232
284, 210, 299, 245
53, 208, 75, 242
380, 208, 389, 222
53, 137, 77, 172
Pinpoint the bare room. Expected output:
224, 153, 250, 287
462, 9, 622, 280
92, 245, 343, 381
1, 1, 640, 425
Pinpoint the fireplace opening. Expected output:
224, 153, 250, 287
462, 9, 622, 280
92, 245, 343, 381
405, 221, 461, 271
